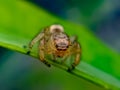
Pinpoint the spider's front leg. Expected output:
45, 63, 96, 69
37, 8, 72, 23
29, 31, 44, 50
28, 31, 51, 67
68, 36, 81, 71
39, 40, 51, 67
27, 32, 44, 54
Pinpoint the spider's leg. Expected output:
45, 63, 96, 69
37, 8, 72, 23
61, 55, 69, 64
39, 40, 51, 67
27, 31, 44, 54
52, 54, 57, 61
29, 31, 44, 49
69, 36, 77, 45
68, 36, 81, 71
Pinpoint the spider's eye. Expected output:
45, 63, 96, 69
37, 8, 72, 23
54, 35, 58, 40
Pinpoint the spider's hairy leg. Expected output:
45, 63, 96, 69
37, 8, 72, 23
29, 32, 44, 49
52, 54, 57, 62
73, 43, 81, 65
70, 36, 78, 44
68, 43, 81, 71
27, 31, 44, 54
39, 44, 51, 67
61, 55, 69, 64
68, 36, 81, 71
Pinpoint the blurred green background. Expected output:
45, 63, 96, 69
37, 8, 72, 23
0, 0, 120, 90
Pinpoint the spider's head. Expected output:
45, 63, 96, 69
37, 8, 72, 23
49, 24, 70, 51
49, 24, 64, 33
53, 33, 70, 51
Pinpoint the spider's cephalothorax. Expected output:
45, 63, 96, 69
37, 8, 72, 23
53, 33, 70, 52
29, 24, 81, 71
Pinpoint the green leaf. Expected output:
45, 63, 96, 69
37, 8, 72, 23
0, 1, 120, 90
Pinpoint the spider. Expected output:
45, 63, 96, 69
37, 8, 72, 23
28, 24, 81, 71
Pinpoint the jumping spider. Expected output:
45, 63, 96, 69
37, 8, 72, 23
28, 24, 81, 71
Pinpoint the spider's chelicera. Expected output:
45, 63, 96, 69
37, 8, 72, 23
28, 24, 81, 71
